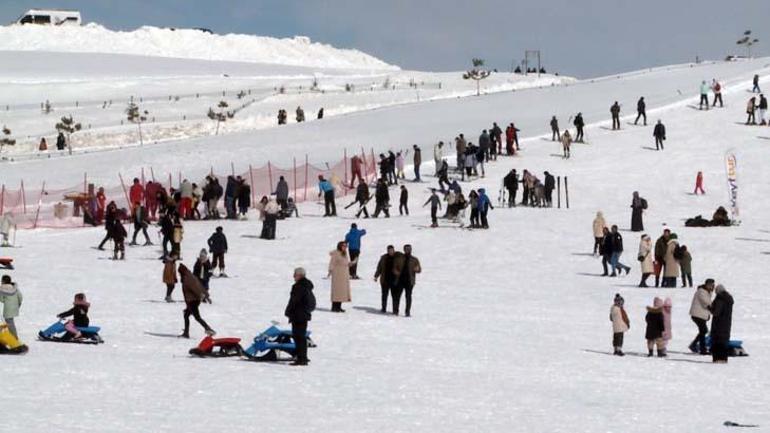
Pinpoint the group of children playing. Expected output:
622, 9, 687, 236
610, 293, 672, 357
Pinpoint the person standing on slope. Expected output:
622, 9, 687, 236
373, 178, 390, 218
711, 79, 723, 107
491, 122, 503, 160
0, 275, 22, 339
399, 185, 409, 216
653, 229, 670, 287
653, 120, 666, 150
630, 191, 646, 232
130, 202, 152, 246
610, 293, 630, 356
645, 297, 666, 357
634, 97, 647, 125
353, 180, 370, 219
610, 102, 621, 130
679, 245, 693, 287
503, 169, 519, 208
479, 130, 491, 163
550, 116, 560, 141
129, 178, 145, 214
328, 241, 353, 313
637, 234, 654, 287
609, 225, 631, 276
752, 74, 761, 93
392, 244, 421, 317
275, 176, 290, 210
699, 81, 710, 110
544, 171, 555, 207
592, 211, 606, 256
349, 155, 363, 187
423, 189, 442, 228
317, 175, 337, 217
561, 130, 572, 158
433, 141, 444, 176
284, 267, 315, 366
477, 188, 493, 229
758, 94, 768, 125
374, 245, 398, 313
662, 233, 681, 287
412, 144, 422, 182
344, 223, 366, 279
504, 125, 515, 155
688, 279, 714, 354
694, 171, 705, 195
709, 284, 734, 363
573, 113, 585, 142
193, 249, 212, 290
746, 97, 757, 125
178, 263, 214, 338
207, 226, 228, 277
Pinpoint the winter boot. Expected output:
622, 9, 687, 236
205, 328, 216, 336
613, 348, 625, 356
165, 296, 173, 303
657, 348, 667, 357
178, 331, 189, 338
648, 349, 654, 357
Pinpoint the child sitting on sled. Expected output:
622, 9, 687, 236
57, 293, 91, 339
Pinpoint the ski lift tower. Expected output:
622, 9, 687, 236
524, 50, 541, 78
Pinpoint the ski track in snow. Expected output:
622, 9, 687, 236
1, 57, 770, 432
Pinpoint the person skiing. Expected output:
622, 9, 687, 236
344, 224, 366, 279
328, 241, 353, 313
275, 176, 290, 210
711, 79, 723, 107
543, 171, 555, 207
503, 169, 519, 208
573, 113, 585, 142
645, 297, 666, 357
178, 263, 214, 338
592, 211, 606, 255
561, 130, 572, 158
610, 102, 621, 130
630, 191, 646, 232
689, 279, 714, 354
637, 234, 654, 287
392, 244, 421, 317
163, 254, 178, 302
374, 245, 398, 313
207, 226, 228, 277
477, 188, 493, 229
549, 116, 560, 141
56, 293, 92, 340
699, 80, 710, 110
0, 212, 16, 247
609, 293, 630, 356
0, 275, 22, 339
746, 96, 757, 125
399, 185, 409, 216
351, 180, 370, 218
653, 120, 666, 150
694, 171, 705, 195
193, 249, 213, 290
129, 202, 152, 246
109, 216, 127, 260
350, 155, 363, 187
317, 175, 336, 217
412, 144, 422, 181
284, 267, 315, 366
653, 229, 670, 287
679, 245, 693, 288
758, 94, 768, 125
752, 74, 760, 93
423, 189, 442, 228
710, 284, 734, 363
634, 97, 647, 125
372, 178, 390, 218
609, 225, 631, 276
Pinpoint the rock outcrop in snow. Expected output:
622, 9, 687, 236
0, 23, 398, 71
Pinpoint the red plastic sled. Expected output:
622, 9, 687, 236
188, 335, 242, 357
0, 258, 13, 270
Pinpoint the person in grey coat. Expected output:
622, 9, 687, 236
275, 176, 290, 210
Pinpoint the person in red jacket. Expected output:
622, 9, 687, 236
145, 181, 161, 220
694, 171, 705, 195
95, 187, 107, 224
129, 178, 144, 212
350, 155, 363, 187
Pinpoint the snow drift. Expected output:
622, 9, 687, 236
0, 23, 398, 71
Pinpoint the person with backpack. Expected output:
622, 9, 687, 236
610, 293, 630, 356
663, 233, 681, 287
653, 120, 666, 150
284, 267, 315, 366
630, 191, 646, 232
634, 97, 647, 125
711, 79, 723, 107
207, 226, 228, 277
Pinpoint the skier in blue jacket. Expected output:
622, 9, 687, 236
344, 223, 366, 279
477, 188, 494, 229
317, 176, 336, 217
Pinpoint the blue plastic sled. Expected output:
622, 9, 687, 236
694, 335, 748, 356
38, 321, 104, 344
242, 326, 315, 361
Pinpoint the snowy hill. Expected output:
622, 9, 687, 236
0, 23, 397, 70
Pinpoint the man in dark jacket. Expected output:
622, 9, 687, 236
130, 202, 152, 246
653, 229, 670, 287
353, 180, 370, 218
374, 245, 397, 313
610, 102, 621, 130
709, 284, 734, 363
653, 120, 666, 151
503, 169, 519, 207
550, 116, 560, 141
387, 151, 398, 185
543, 172, 555, 207
635, 97, 647, 125
207, 226, 228, 277
392, 244, 422, 317
373, 178, 390, 218
609, 225, 630, 276
284, 268, 315, 366
478, 130, 491, 161
56, 132, 66, 151
573, 113, 585, 142
412, 145, 422, 182
275, 176, 289, 210
491, 122, 503, 160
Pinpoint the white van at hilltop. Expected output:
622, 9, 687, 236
16, 9, 81, 26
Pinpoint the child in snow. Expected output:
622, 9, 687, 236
661, 298, 672, 350
694, 171, 705, 195
193, 249, 213, 290
679, 245, 693, 288
645, 297, 666, 357
163, 254, 178, 302
610, 294, 629, 356
399, 185, 409, 216
57, 293, 91, 340
0, 275, 22, 338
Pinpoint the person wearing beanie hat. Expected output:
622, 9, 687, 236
610, 294, 630, 356
193, 249, 213, 290
710, 284, 734, 363
645, 297, 666, 357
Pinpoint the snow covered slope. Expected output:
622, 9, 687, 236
0, 23, 397, 70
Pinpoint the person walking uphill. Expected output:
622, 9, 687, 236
178, 263, 214, 338
317, 175, 337, 217
689, 279, 714, 354
635, 97, 647, 125
610, 293, 630, 356
710, 284, 734, 363
392, 245, 421, 317
284, 268, 315, 366
653, 120, 666, 150
630, 191, 647, 232
0, 275, 22, 339
423, 189, 442, 228
610, 101, 621, 130
344, 224, 366, 279
328, 242, 354, 312
374, 245, 398, 313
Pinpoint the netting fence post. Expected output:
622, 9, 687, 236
361, 147, 368, 181
268, 161, 274, 194
0, 184, 5, 216
565, 176, 570, 209
231, 162, 235, 177
248, 164, 256, 208
344, 149, 349, 192
304, 154, 309, 202
20, 180, 26, 214
119, 173, 131, 209
167, 173, 172, 191
141, 167, 145, 186
293, 157, 298, 201
33, 182, 45, 229
150, 167, 156, 182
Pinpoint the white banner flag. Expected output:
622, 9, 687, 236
725, 152, 739, 220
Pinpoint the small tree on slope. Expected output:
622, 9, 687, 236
207, 100, 235, 135
55, 115, 82, 155
0, 126, 15, 154
463, 58, 491, 96
126, 102, 149, 145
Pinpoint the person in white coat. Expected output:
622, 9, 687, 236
637, 234, 654, 287
592, 211, 606, 255
433, 141, 444, 176
610, 293, 630, 356
688, 278, 714, 354
0, 213, 16, 247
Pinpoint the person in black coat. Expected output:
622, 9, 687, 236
207, 226, 228, 277
709, 284, 734, 363
109, 217, 127, 260
600, 227, 614, 276
373, 178, 390, 218
635, 97, 647, 125
193, 249, 213, 290
353, 181, 370, 218
630, 191, 646, 232
549, 116, 560, 141
284, 268, 315, 366
374, 245, 397, 313
653, 120, 666, 150
503, 169, 519, 207
543, 171, 555, 207
399, 185, 409, 216
645, 298, 666, 357
573, 112, 585, 142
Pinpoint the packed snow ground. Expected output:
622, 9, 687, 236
2, 59, 770, 432
0, 51, 570, 156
